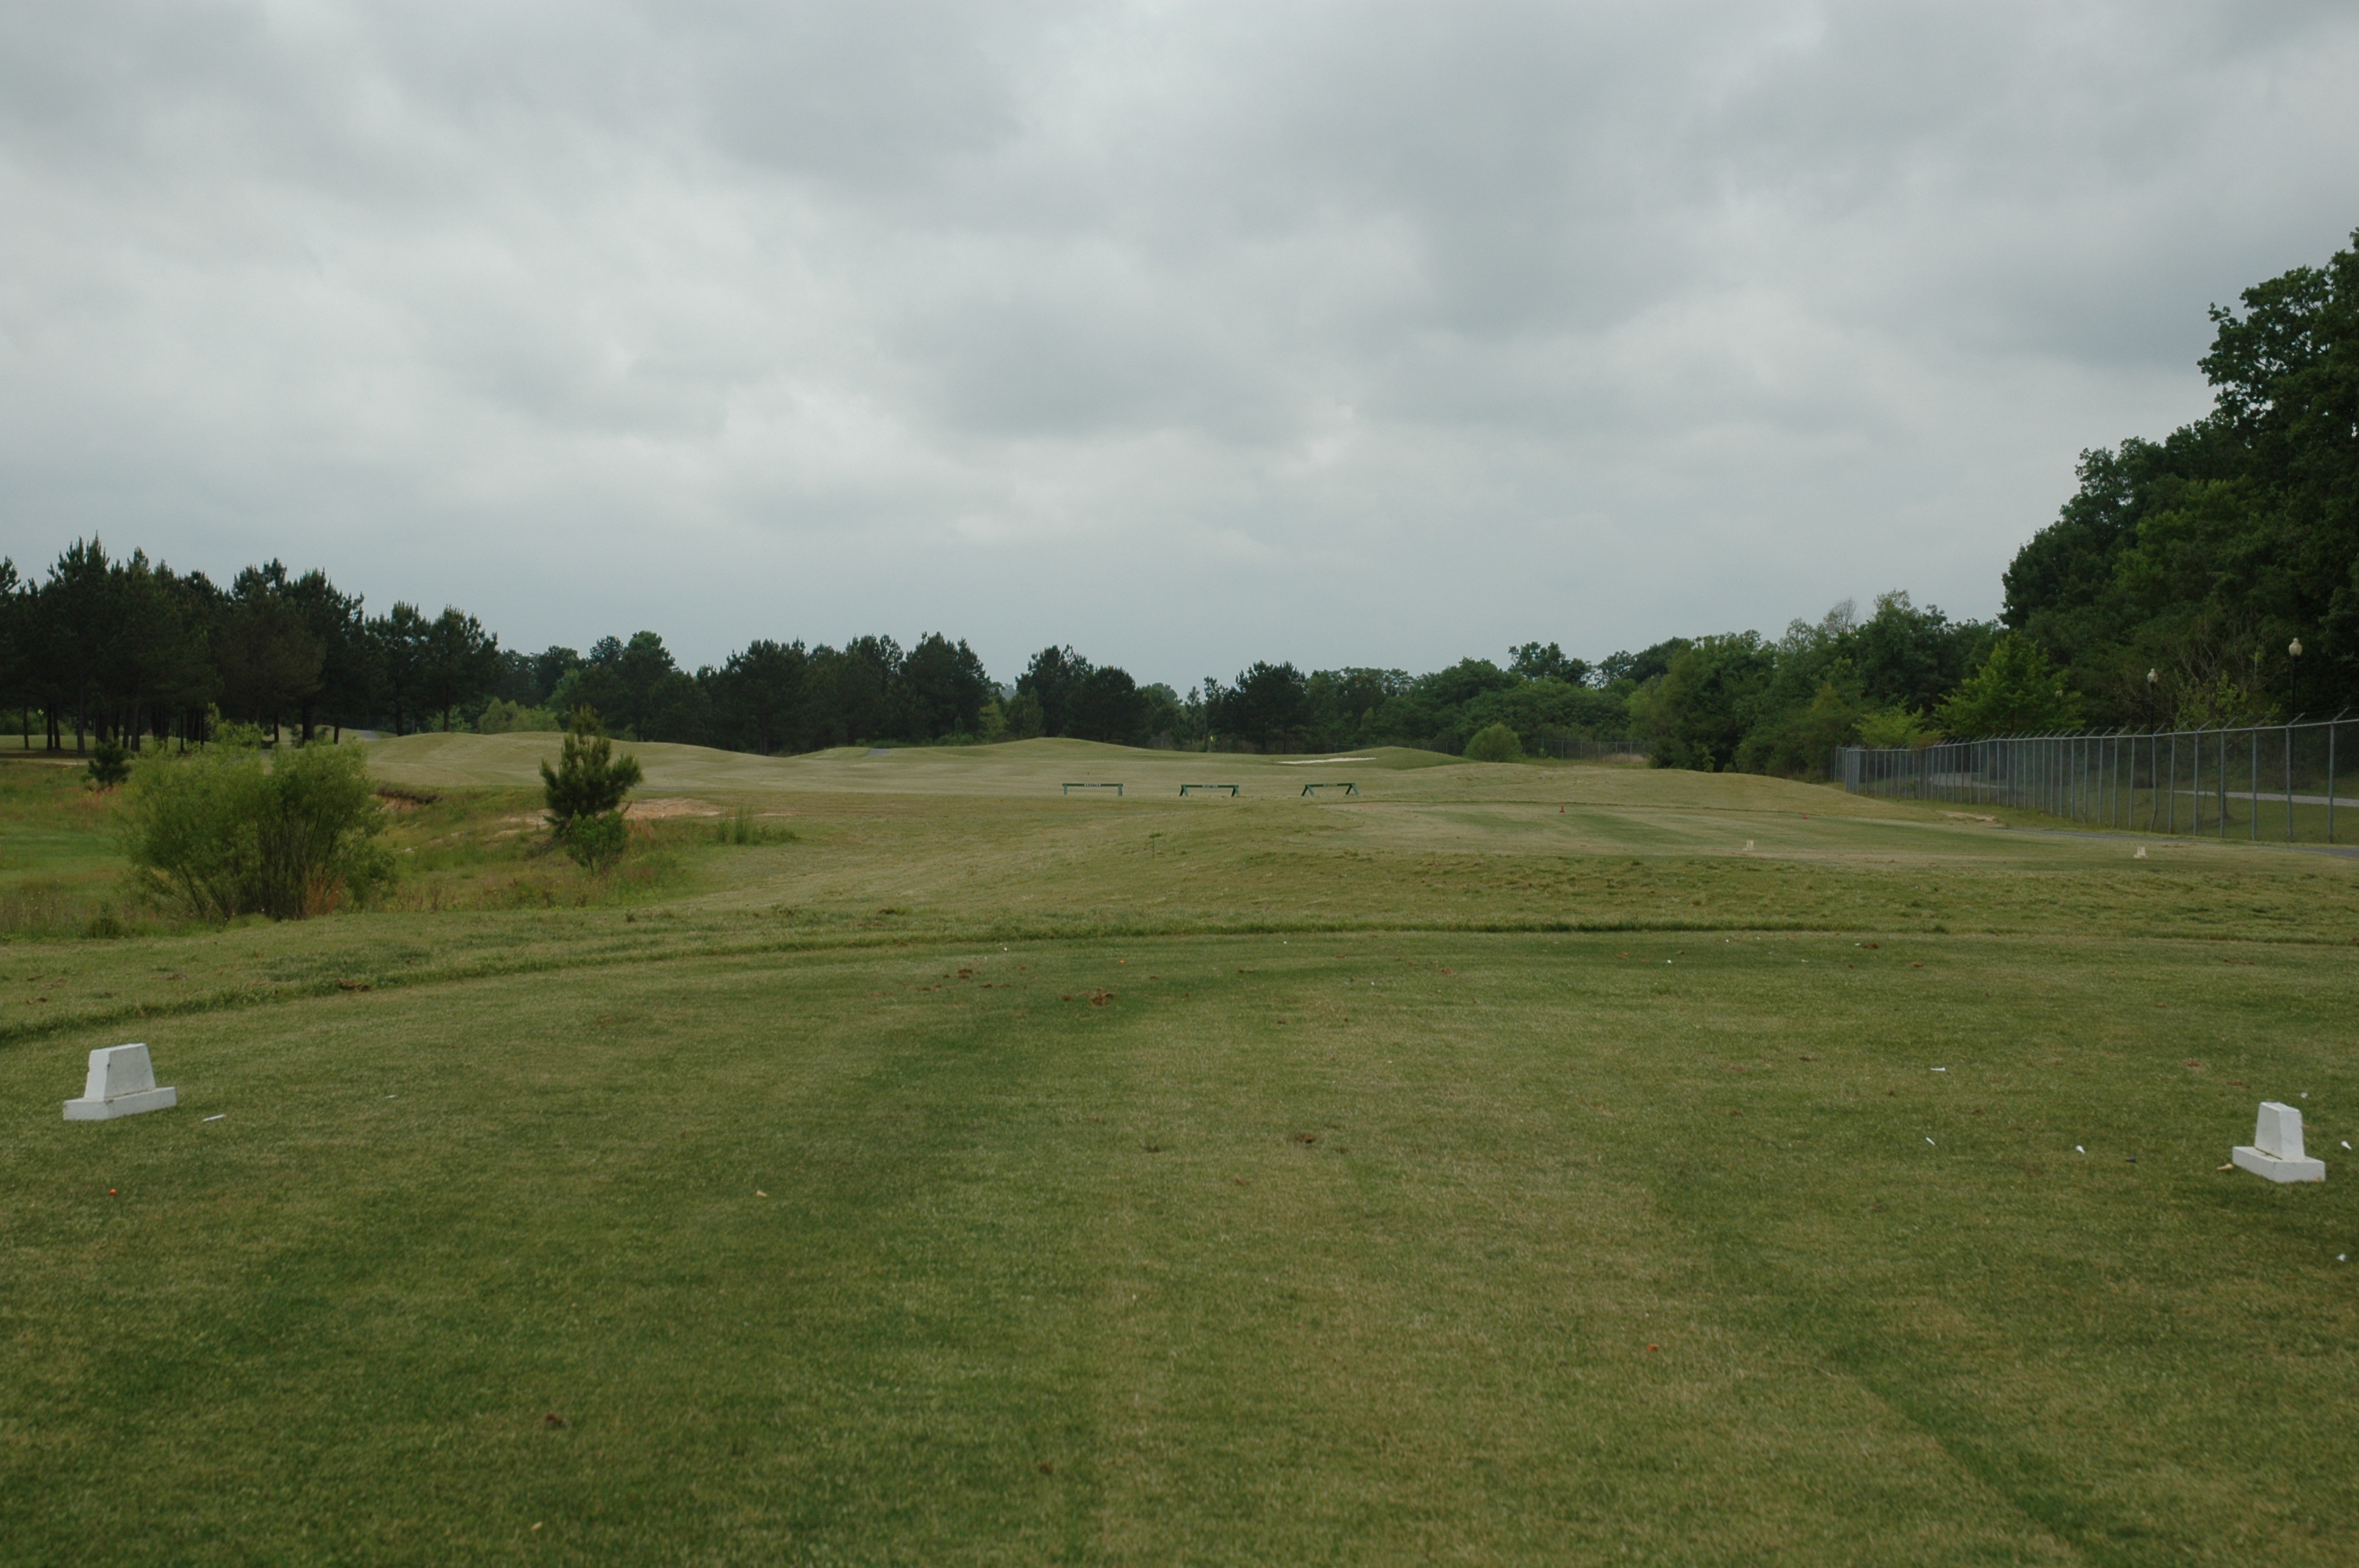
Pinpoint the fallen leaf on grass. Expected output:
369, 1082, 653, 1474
335, 978, 372, 993
1291, 1131, 1318, 1145
543, 1414, 566, 1429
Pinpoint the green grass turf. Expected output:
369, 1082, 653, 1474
2, 742, 2357, 1563
0, 756, 143, 936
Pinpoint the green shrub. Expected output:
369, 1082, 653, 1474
1935, 637, 2083, 739
119, 740, 394, 920
475, 698, 562, 734
1003, 691, 1046, 741
1856, 706, 1937, 749
208, 709, 268, 749
86, 737, 133, 789
1463, 722, 1524, 763
541, 707, 643, 871
709, 804, 797, 845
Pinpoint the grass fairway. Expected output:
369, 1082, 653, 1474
4, 741, 2357, 1563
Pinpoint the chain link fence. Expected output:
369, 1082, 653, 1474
1836, 713, 2359, 844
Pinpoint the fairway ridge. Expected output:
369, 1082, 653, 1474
4, 746, 2357, 1563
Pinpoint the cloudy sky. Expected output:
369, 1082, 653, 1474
4, 2, 2356, 686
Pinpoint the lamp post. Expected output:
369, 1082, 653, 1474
2289, 637, 2303, 720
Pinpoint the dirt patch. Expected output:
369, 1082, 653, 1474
623, 797, 722, 821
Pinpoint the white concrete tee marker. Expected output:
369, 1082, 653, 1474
64, 1044, 177, 1121
2232, 1101, 2325, 1184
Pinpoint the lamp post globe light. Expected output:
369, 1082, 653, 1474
2290, 638, 2303, 719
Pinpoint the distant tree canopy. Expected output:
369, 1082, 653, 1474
0, 541, 1990, 774
0, 540, 507, 752
15, 234, 2343, 775
2002, 225, 2359, 727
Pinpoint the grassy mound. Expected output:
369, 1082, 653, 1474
363, 733, 1464, 797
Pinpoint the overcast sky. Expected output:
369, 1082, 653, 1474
4, 2, 2356, 687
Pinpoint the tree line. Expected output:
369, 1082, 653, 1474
1998, 225, 2359, 731
10, 229, 2345, 771
0, 543, 499, 750
0, 543, 1648, 758
1481, 223, 2359, 771
0, 537, 2130, 771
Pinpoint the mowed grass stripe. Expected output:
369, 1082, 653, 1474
9, 750, 2359, 1562
7, 947, 1131, 1559
1587, 935, 2359, 1565
23, 934, 2343, 1559
1058, 942, 2059, 1563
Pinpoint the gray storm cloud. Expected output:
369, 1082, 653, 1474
2, 2, 2355, 682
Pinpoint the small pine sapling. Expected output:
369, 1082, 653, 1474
540, 706, 643, 870
86, 736, 133, 789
